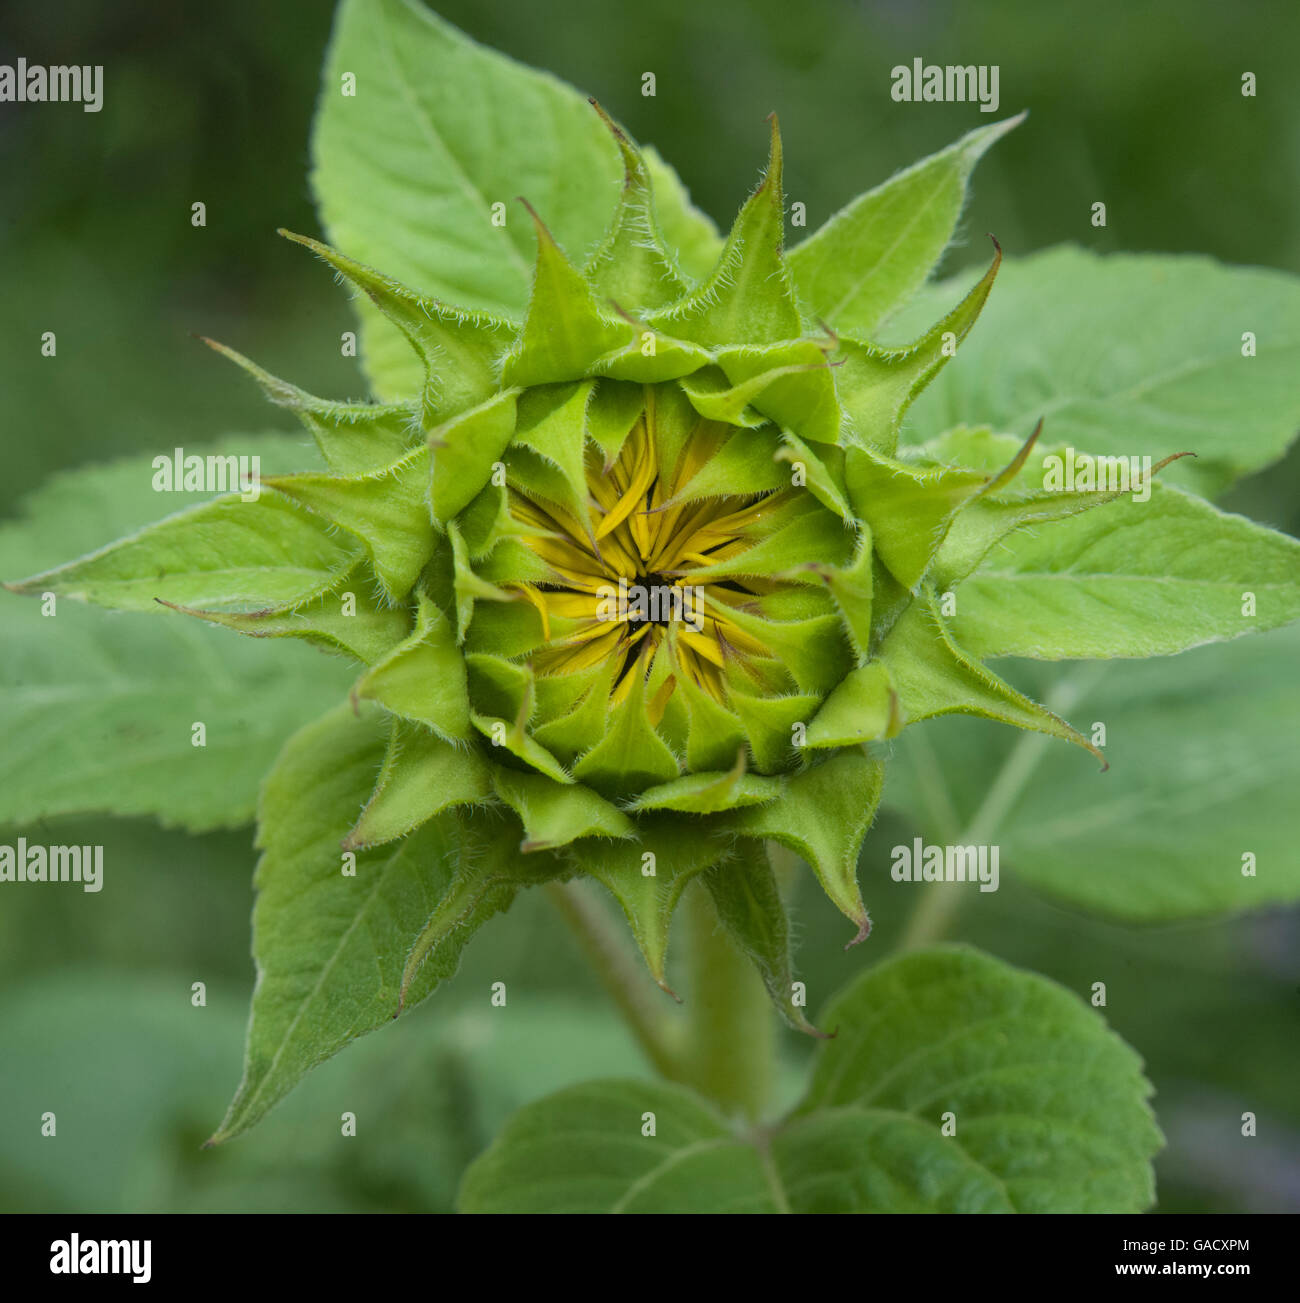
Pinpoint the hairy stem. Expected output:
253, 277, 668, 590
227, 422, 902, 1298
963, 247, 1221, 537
680, 877, 775, 1122
543, 880, 683, 1081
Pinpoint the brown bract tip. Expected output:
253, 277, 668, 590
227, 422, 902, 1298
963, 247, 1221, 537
844, 915, 872, 950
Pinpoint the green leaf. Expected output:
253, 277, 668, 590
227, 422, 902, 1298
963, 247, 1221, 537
726, 689, 819, 773
584, 104, 690, 310
948, 483, 1300, 659
508, 381, 593, 524
458, 1078, 776, 1213
919, 426, 1141, 590
891, 246, 1300, 495
571, 671, 681, 800
311, 0, 717, 398
459, 1074, 1007, 1212
787, 115, 1022, 337
502, 213, 635, 388
886, 626, 1300, 919
470, 712, 573, 785
210, 705, 511, 1142
844, 445, 986, 590
681, 342, 842, 447
160, 565, 410, 666
203, 336, 419, 474
458, 948, 1159, 1212
664, 426, 788, 504
0, 436, 357, 831
8, 492, 357, 614
430, 390, 520, 525
795, 947, 1162, 1212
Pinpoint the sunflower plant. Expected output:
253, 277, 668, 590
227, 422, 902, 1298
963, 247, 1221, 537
7, 0, 1300, 1214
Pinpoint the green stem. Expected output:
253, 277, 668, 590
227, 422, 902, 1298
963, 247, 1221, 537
549, 868, 780, 1123
680, 877, 775, 1122
543, 880, 683, 1082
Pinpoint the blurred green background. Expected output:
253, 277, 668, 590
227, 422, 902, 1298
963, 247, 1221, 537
1, 0, 1297, 1212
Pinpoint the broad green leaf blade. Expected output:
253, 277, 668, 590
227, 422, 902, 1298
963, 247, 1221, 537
210, 704, 512, 1143
797, 947, 1162, 1212
162, 565, 410, 666
0, 436, 356, 832
8, 491, 357, 614
455, 1075, 1008, 1212
460, 947, 1159, 1212
886, 626, 1300, 919
890, 247, 1300, 496
767, 1110, 1014, 1212
949, 484, 1300, 659
458, 1078, 775, 1213
787, 115, 1023, 337
312, 0, 719, 399
0, 599, 354, 833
